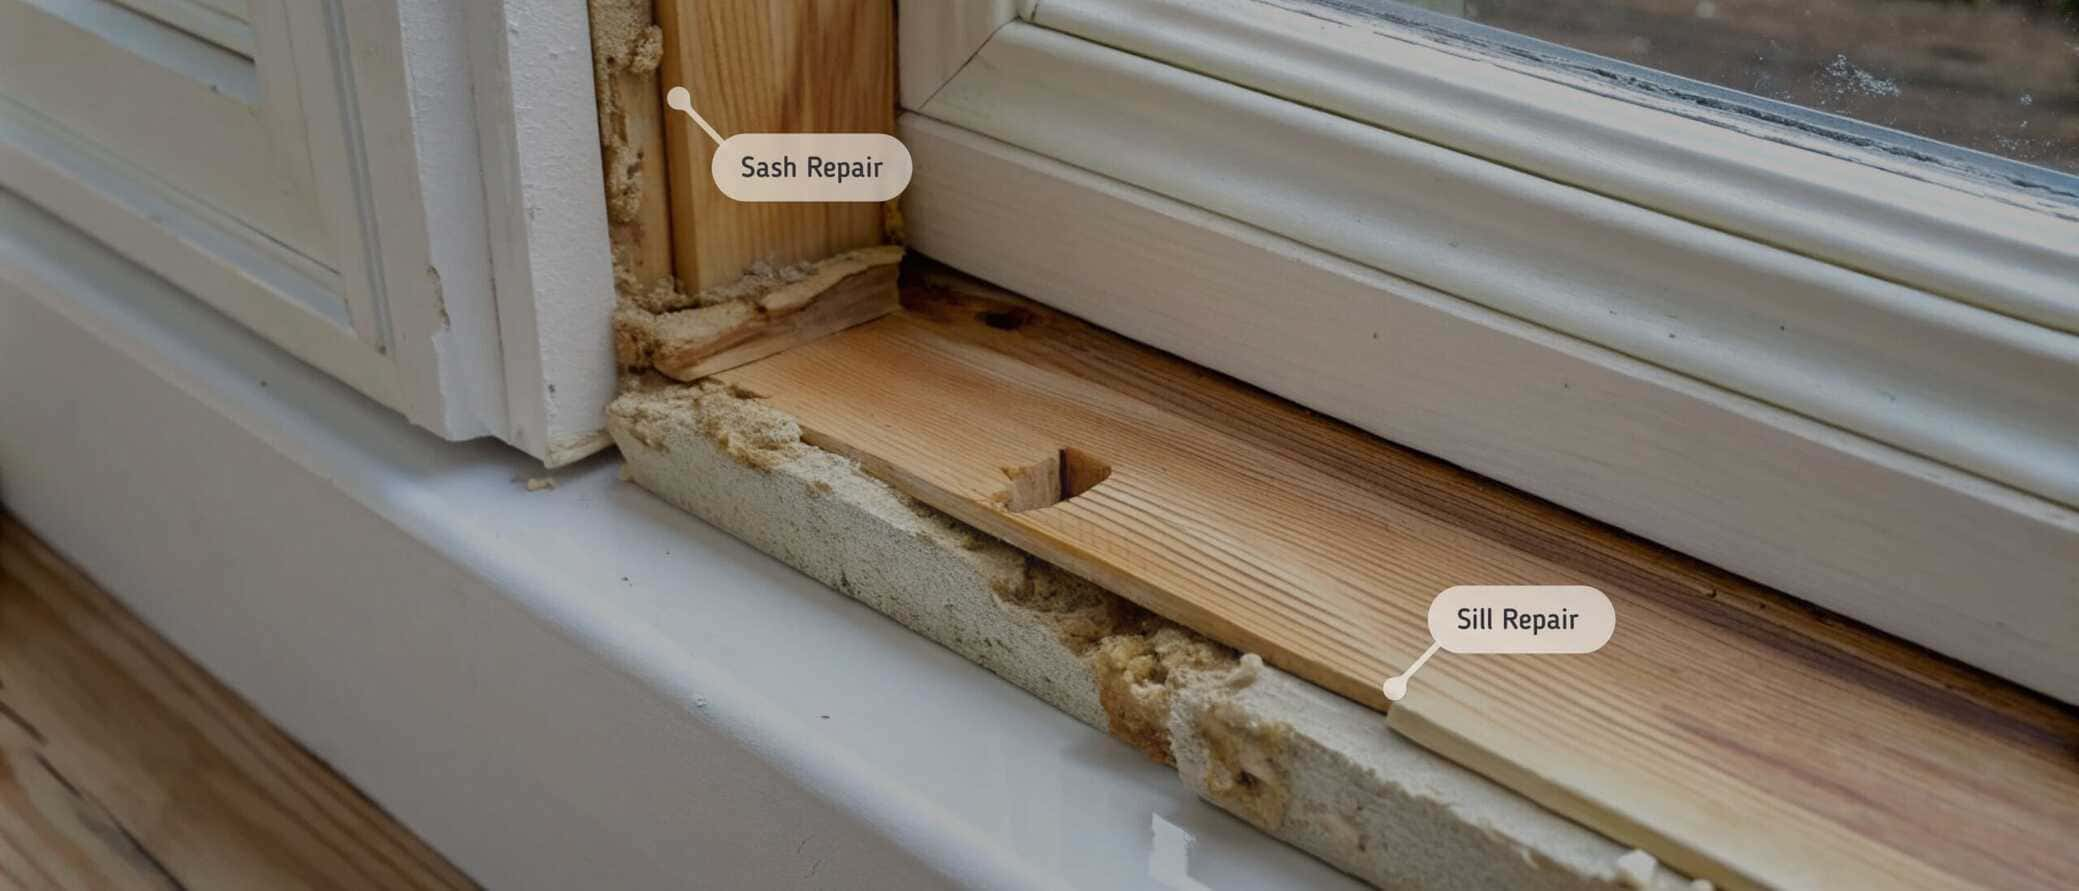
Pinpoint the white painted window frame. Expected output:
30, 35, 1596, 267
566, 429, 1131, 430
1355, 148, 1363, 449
0, 0, 618, 465
898, 0, 2079, 703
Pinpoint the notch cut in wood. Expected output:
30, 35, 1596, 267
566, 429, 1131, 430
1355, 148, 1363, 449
999, 447, 1112, 512
709, 270, 2079, 891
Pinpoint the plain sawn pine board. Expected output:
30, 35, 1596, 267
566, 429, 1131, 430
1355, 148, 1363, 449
713, 279, 2079, 891
655, 0, 893, 290
0, 517, 475, 890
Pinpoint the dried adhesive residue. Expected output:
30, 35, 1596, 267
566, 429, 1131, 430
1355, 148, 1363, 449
650, 300, 758, 356
695, 259, 812, 311
612, 301, 662, 370
1197, 699, 1293, 831
614, 245, 904, 377
624, 256, 815, 316
882, 199, 907, 246
981, 532, 1269, 769
990, 559, 1146, 656
614, 246, 685, 310
1094, 627, 1240, 764
972, 512, 1277, 771
607, 379, 808, 472
615, 364, 1283, 795
589, 0, 664, 226
1614, 849, 1659, 889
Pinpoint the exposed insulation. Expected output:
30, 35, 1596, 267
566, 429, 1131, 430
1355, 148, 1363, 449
609, 378, 809, 472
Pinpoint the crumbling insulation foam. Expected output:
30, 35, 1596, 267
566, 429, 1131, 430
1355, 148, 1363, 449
607, 381, 1695, 890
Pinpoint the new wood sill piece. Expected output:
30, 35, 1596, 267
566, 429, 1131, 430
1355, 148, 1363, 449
711, 276, 2079, 891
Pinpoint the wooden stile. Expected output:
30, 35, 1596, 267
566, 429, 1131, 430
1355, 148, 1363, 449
655, 0, 895, 290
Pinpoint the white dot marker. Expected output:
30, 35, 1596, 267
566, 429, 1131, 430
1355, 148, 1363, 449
665, 86, 726, 147
1384, 586, 1616, 704
1381, 641, 1442, 702
663, 85, 913, 204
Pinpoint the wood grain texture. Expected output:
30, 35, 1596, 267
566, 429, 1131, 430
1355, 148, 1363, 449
656, 0, 893, 290
652, 255, 900, 381
0, 517, 475, 891
714, 275, 2079, 891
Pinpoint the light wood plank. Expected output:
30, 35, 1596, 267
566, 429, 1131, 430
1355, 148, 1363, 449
713, 274, 2079, 891
0, 517, 476, 891
655, 0, 892, 290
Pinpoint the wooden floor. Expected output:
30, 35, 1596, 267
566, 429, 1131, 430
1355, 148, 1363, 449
714, 270, 2079, 891
0, 517, 475, 890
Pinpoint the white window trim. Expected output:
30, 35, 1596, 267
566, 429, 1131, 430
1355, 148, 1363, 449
463, 0, 619, 464
0, 0, 619, 465
2, 187, 1349, 890
897, 0, 2079, 703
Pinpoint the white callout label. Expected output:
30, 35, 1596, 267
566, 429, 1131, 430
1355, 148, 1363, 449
1383, 586, 1615, 702
1429, 585, 1615, 654
712, 133, 912, 203
667, 86, 912, 203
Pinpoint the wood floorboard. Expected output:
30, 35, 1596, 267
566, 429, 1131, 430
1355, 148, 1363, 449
0, 516, 475, 891
713, 270, 2079, 891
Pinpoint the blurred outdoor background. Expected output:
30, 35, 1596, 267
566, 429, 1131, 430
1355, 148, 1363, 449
1414, 0, 2077, 174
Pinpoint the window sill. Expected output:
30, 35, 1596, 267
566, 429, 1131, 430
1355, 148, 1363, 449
0, 195, 1357, 889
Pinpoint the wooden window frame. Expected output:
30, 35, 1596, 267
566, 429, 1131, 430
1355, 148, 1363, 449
896, 0, 2079, 703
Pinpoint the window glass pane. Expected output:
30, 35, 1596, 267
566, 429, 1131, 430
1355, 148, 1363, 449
1387, 0, 2077, 177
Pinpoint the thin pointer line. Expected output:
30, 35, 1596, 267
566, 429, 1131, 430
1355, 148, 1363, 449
1383, 641, 1443, 702
1403, 641, 1442, 678
665, 86, 726, 146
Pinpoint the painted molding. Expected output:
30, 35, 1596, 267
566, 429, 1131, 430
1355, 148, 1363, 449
0, 99, 403, 406
0, 0, 618, 462
895, 0, 1022, 110
308, 0, 509, 442
1038, 0, 2079, 336
920, 22, 2079, 510
465, 0, 619, 465
0, 191, 1359, 890
896, 114, 2079, 703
